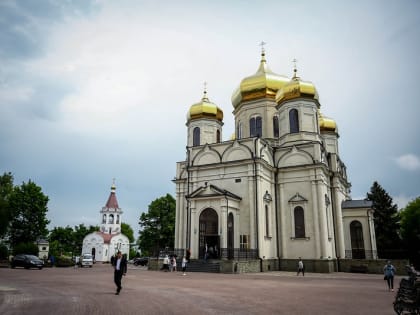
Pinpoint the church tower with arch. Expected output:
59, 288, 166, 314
82, 182, 130, 262
174, 46, 377, 272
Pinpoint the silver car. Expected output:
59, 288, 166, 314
80, 254, 93, 268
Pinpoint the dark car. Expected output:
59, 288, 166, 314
11, 254, 44, 269
133, 257, 148, 266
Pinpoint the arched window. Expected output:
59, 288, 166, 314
250, 116, 262, 137
109, 214, 114, 224
216, 129, 221, 143
193, 127, 200, 146
273, 116, 279, 137
294, 206, 305, 238
116, 215, 120, 224
350, 220, 365, 259
265, 205, 270, 236
102, 214, 106, 224
289, 109, 299, 133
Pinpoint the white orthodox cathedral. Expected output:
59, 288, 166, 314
174, 48, 377, 272
82, 183, 130, 262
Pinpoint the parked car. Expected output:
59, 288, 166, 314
80, 253, 93, 268
133, 257, 148, 266
11, 254, 44, 270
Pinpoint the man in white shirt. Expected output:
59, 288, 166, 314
114, 251, 127, 295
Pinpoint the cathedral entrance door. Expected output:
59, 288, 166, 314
199, 208, 219, 259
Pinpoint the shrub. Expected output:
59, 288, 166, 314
0, 243, 9, 259
55, 256, 73, 267
13, 242, 38, 256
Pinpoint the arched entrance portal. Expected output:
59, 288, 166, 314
227, 213, 234, 259
350, 220, 365, 259
199, 208, 220, 259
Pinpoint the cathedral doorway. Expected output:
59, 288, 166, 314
199, 208, 220, 259
227, 213, 234, 259
350, 220, 365, 259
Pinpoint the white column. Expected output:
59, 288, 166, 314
279, 184, 287, 258
316, 180, 328, 259
334, 188, 345, 258
311, 181, 321, 259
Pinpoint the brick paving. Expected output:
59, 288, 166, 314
0, 264, 397, 315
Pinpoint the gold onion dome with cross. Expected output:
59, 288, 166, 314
231, 44, 290, 109
187, 84, 223, 123
276, 62, 337, 133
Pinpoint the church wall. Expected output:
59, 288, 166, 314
233, 99, 278, 138
187, 119, 222, 147
342, 208, 376, 255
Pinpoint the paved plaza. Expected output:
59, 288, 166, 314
0, 264, 397, 315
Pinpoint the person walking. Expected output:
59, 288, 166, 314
297, 257, 304, 276
182, 255, 188, 276
383, 260, 396, 292
114, 251, 127, 295
171, 256, 177, 272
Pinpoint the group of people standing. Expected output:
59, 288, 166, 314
161, 249, 190, 276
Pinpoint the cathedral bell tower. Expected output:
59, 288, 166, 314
186, 84, 224, 147
100, 181, 123, 235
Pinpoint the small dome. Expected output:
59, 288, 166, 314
187, 90, 223, 123
276, 75, 319, 103
318, 110, 337, 132
231, 50, 289, 109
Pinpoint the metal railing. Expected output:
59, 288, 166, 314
344, 250, 377, 259
220, 248, 258, 260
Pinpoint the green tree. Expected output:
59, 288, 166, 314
48, 226, 75, 254
13, 242, 38, 255
0, 172, 14, 238
121, 222, 135, 243
138, 194, 175, 256
73, 224, 98, 254
9, 180, 50, 248
400, 197, 420, 267
366, 181, 402, 258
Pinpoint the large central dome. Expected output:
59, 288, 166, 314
231, 50, 289, 109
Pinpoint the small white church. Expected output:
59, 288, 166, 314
82, 183, 130, 262
173, 47, 377, 272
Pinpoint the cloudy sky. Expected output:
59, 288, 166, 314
1, 0, 419, 237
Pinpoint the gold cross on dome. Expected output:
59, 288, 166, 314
292, 58, 298, 77
259, 41, 266, 53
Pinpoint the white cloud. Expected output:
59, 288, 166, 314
395, 154, 420, 171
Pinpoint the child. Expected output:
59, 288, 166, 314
182, 256, 187, 275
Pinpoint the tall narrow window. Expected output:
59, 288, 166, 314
289, 109, 299, 133
250, 116, 262, 137
116, 215, 120, 224
193, 127, 200, 146
109, 214, 114, 224
250, 117, 256, 137
237, 122, 242, 139
216, 129, 221, 143
102, 214, 106, 224
265, 205, 270, 236
294, 206, 305, 238
273, 116, 279, 137
256, 116, 262, 137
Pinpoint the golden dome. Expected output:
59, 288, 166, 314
231, 50, 289, 109
187, 90, 223, 123
318, 110, 337, 132
276, 69, 318, 103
